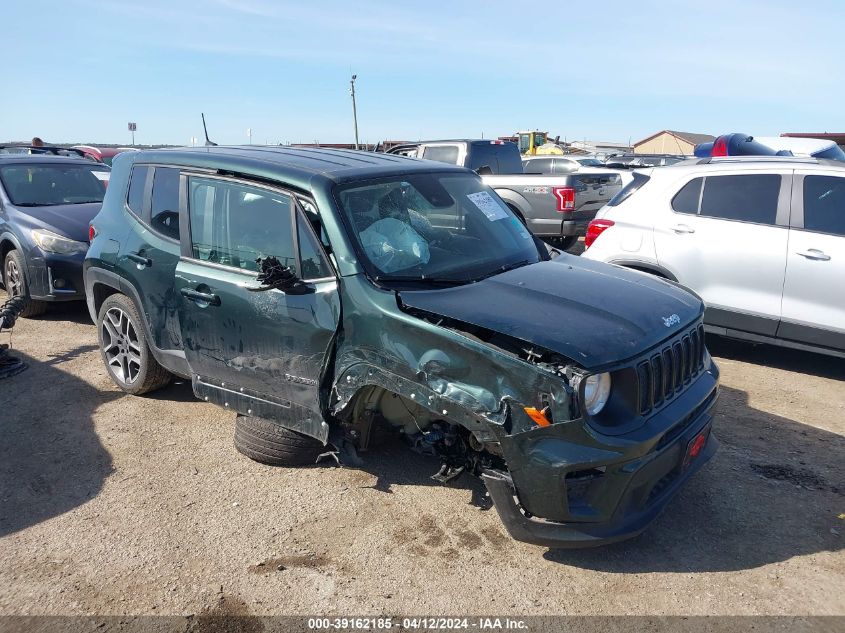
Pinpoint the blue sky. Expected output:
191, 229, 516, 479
3, 0, 843, 146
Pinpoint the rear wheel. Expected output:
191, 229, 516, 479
97, 293, 171, 395
3, 250, 47, 317
234, 415, 325, 467
546, 236, 578, 250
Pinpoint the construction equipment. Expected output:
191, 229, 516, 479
516, 131, 565, 156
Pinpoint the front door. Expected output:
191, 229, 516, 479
175, 174, 340, 441
653, 171, 792, 336
779, 170, 845, 351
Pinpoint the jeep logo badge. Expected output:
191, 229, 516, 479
662, 314, 681, 327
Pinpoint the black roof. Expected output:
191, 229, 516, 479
128, 146, 468, 187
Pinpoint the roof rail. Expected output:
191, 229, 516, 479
696, 156, 819, 165
0, 145, 90, 159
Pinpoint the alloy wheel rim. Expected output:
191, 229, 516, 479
5, 259, 22, 297
101, 307, 142, 384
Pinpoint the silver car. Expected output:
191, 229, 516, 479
582, 156, 845, 358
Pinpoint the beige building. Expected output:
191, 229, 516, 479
633, 130, 715, 155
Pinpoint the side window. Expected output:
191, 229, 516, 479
126, 165, 149, 216
150, 167, 180, 239
422, 145, 460, 165
671, 177, 702, 214
700, 174, 781, 225
803, 175, 845, 237
297, 213, 333, 279
188, 177, 296, 274
553, 159, 577, 175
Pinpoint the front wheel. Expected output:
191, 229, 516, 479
97, 293, 171, 395
3, 250, 47, 317
234, 415, 325, 467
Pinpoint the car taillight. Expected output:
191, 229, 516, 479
553, 187, 575, 213
712, 135, 729, 156
89, 225, 97, 243
585, 219, 614, 248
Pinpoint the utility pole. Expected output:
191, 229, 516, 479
350, 74, 360, 150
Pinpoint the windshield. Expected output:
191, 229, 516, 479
576, 158, 604, 167
335, 173, 541, 284
0, 164, 109, 206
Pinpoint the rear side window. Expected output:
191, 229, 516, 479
553, 159, 578, 175
150, 167, 180, 239
523, 158, 551, 174
188, 176, 296, 274
608, 172, 651, 207
422, 145, 460, 165
671, 177, 702, 214
127, 165, 149, 215
803, 175, 845, 236
700, 174, 781, 225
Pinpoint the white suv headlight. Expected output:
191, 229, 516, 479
583, 372, 612, 416
31, 229, 88, 255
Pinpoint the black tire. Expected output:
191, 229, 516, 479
97, 293, 171, 395
546, 235, 578, 250
3, 250, 48, 317
234, 415, 325, 467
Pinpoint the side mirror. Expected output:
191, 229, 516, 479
475, 165, 494, 175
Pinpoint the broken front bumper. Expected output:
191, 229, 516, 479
483, 367, 719, 548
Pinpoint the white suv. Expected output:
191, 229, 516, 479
582, 156, 845, 358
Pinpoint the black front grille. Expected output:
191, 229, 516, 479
637, 324, 706, 415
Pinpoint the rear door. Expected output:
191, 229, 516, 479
653, 170, 792, 335
175, 173, 340, 441
779, 170, 845, 350
117, 164, 184, 351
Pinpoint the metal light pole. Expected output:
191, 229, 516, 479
350, 74, 360, 150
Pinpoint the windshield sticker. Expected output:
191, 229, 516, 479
467, 191, 508, 221
511, 217, 532, 239
92, 171, 110, 181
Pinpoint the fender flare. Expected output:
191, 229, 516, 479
85, 267, 191, 378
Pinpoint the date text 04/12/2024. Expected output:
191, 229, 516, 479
307, 617, 528, 630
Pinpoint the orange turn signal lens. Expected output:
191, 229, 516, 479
524, 406, 551, 427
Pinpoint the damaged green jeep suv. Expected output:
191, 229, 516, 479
84, 147, 719, 548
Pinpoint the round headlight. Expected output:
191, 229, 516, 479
583, 372, 611, 416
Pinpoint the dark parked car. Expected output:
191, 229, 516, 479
0, 154, 110, 316
85, 147, 718, 548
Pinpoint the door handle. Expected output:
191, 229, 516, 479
670, 224, 695, 234
180, 287, 221, 306
127, 252, 152, 268
796, 249, 831, 261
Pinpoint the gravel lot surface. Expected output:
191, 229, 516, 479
1, 278, 843, 618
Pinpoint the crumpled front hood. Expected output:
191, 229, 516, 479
398, 256, 703, 370
14, 202, 101, 243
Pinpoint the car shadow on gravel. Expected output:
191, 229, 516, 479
36, 301, 94, 325
0, 350, 119, 537
706, 335, 845, 381
544, 383, 844, 572
340, 435, 495, 510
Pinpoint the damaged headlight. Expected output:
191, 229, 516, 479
583, 372, 611, 416
31, 229, 87, 255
